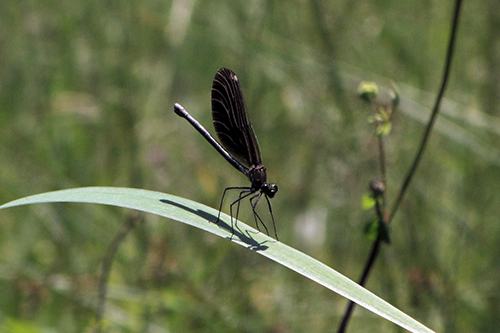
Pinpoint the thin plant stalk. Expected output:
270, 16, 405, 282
337, 0, 463, 331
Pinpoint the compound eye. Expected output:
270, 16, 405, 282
265, 183, 278, 198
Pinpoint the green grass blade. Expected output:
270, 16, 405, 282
0, 187, 434, 333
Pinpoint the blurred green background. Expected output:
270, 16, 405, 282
1, 0, 499, 332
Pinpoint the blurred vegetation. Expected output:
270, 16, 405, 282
0, 0, 499, 332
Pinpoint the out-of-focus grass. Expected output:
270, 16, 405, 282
0, 0, 498, 331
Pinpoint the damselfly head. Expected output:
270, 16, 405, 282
263, 183, 278, 198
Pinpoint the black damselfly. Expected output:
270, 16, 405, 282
174, 68, 278, 239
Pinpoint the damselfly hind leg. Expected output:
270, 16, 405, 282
217, 186, 253, 240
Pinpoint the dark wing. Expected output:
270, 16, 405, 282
211, 68, 262, 168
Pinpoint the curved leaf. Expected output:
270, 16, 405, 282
0, 187, 434, 333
